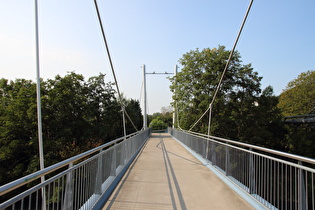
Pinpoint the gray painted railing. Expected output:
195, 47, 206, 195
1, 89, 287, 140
0, 129, 151, 210
169, 128, 315, 210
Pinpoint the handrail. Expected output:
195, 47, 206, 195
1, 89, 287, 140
0, 130, 144, 196
183, 129, 315, 165
285, 114, 315, 119
169, 128, 314, 209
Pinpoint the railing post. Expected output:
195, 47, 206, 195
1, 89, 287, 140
127, 138, 132, 163
121, 140, 127, 165
62, 163, 74, 210
298, 161, 306, 210
110, 146, 117, 177
249, 148, 256, 194
202, 139, 207, 158
94, 150, 103, 195
225, 146, 230, 176
211, 142, 216, 165
205, 140, 210, 160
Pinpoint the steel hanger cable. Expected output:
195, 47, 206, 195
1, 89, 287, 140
93, 0, 138, 132
189, 0, 254, 132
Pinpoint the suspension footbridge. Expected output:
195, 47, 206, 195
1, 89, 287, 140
1, 0, 315, 209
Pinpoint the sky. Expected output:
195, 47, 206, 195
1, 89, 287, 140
0, 0, 314, 114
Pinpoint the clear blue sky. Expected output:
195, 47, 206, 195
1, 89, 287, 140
1, 0, 314, 114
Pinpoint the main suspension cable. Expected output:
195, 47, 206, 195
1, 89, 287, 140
210, 0, 254, 106
189, 0, 254, 132
94, 0, 122, 101
93, 0, 138, 132
124, 109, 138, 131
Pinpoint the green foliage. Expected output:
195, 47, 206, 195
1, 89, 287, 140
170, 46, 286, 149
0, 79, 38, 184
148, 106, 173, 129
278, 70, 315, 158
149, 117, 167, 130
0, 73, 142, 185
125, 99, 143, 133
278, 70, 315, 116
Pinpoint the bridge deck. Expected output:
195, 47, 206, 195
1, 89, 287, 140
103, 133, 253, 210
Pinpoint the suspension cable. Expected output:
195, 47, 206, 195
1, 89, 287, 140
188, 106, 211, 131
210, 0, 254, 106
93, 0, 138, 132
189, 0, 254, 131
124, 109, 138, 131
93, 0, 122, 101
139, 79, 143, 107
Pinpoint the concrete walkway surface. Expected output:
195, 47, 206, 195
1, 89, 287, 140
103, 133, 254, 210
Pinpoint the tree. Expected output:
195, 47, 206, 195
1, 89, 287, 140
278, 70, 315, 158
149, 117, 167, 130
147, 106, 173, 129
124, 99, 143, 132
0, 72, 143, 185
85, 74, 121, 141
170, 46, 286, 149
170, 46, 262, 133
160, 106, 173, 127
241, 86, 287, 150
0, 79, 38, 184
278, 70, 315, 116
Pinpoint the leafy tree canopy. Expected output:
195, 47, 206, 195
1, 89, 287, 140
149, 117, 167, 130
278, 70, 315, 116
278, 70, 315, 158
170, 46, 286, 149
0, 72, 142, 185
148, 106, 173, 129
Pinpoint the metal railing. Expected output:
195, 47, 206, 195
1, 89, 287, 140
169, 128, 315, 210
0, 129, 151, 210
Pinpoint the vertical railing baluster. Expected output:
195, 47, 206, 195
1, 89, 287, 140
249, 148, 256, 194
211, 142, 216, 166
205, 140, 210, 160
312, 173, 314, 210
62, 163, 73, 210
57, 178, 60, 210
29, 194, 32, 210
298, 161, 306, 210
225, 146, 230, 176
95, 150, 103, 195
111, 146, 117, 177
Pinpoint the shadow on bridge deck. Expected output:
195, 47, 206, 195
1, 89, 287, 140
103, 133, 254, 210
